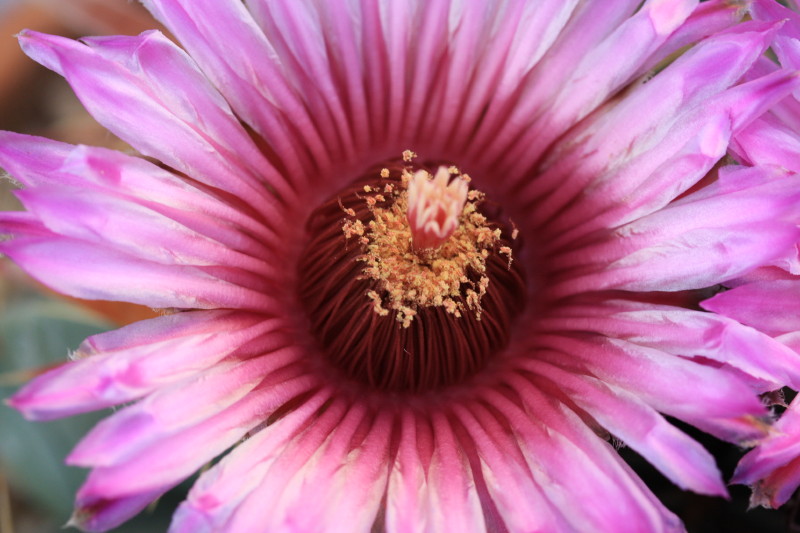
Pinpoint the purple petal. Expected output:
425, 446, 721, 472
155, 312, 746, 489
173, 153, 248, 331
541, 299, 800, 390
170, 390, 334, 532
703, 280, 800, 336
0, 234, 277, 312
529, 360, 727, 496
18, 30, 294, 215
140, 0, 332, 186
525, 335, 769, 443
484, 381, 685, 532
0, 132, 280, 257
8, 311, 286, 420
71, 362, 318, 501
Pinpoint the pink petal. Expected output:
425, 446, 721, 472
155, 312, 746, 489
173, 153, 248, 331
529, 360, 727, 496
639, 0, 748, 73
385, 409, 434, 533
0, 132, 280, 257
218, 398, 356, 531
483, 381, 685, 532
540, 299, 800, 390
259, 409, 392, 532
0, 234, 276, 312
751, 455, 800, 508
72, 361, 318, 500
70, 488, 168, 533
734, 399, 800, 487
487, 0, 698, 183
67, 350, 305, 468
421, 411, 487, 533
8, 311, 285, 420
450, 401, 572, 532
448, 0, 580, 153
18, 30, 293, 216
245, 0, 359, 161
523, 23, 790, 238
140, 0, 332, 185
14, 187, 271, 277
703, 280, 800, 337
551, 165, 800, 295
170, 389, 333, 533
525, 335, 769, 443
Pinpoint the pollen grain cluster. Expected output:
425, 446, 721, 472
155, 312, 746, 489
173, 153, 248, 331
342, 164, 507, 328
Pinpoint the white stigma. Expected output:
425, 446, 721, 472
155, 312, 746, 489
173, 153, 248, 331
406, 167, 469, 251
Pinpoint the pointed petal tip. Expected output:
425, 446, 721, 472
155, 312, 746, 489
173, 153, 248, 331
4, 392, 44, 421
17, 28, 58, 48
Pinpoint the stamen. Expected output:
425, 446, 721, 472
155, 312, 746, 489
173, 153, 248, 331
352, 163, 501, 328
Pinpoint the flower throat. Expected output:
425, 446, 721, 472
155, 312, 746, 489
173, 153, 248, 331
298, 153, 525, 392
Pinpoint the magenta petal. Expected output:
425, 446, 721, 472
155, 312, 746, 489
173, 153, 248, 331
70, 487, 168, 533
8, 311, 284, 420
169, 390, 332, 532
485, 381, 685, 532
703, 280, 800, 336
0, 234, 276, 311
140, 0, 330, 187
17, 30, 292, 215
541, 299, 800, 391
527, 335, 768, 443
71, 364, 318, 500
529, 361, 727, 496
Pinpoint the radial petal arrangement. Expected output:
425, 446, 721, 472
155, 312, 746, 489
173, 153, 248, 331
3, 1, 800, 532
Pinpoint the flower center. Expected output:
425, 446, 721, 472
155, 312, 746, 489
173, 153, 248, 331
298, 154, 525, 392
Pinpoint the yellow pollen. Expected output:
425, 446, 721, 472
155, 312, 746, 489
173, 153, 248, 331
341, 157, 512, 327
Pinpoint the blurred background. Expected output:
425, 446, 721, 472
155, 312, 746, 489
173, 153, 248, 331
0, 1, 796, 532
0, 1, 178, 531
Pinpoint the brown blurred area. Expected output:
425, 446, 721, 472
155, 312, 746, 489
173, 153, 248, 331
0, 0, 164, 327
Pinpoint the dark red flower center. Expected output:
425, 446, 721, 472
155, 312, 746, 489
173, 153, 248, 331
298, 157, 525, 392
